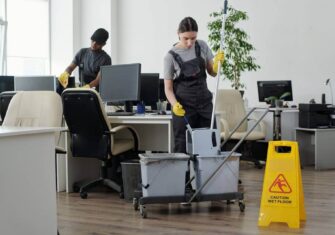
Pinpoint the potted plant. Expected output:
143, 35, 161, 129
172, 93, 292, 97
265, 92, 292, 107
208, 6, 260, 90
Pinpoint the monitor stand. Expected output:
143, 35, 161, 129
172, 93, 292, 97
124, 101, 133, 113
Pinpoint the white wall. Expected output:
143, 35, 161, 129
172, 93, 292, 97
116, 0, 335, 106
76, 0, 116, 60
232, 0, 335, 106
50, 0, 335, 106
50, 0, 75, 75
117, 0, 222, 75
50, 0, 118, 77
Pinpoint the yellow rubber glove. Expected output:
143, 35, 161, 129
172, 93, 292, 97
172, 102, 185, 117
58, 71, 70, 88
213, 50, 225, 74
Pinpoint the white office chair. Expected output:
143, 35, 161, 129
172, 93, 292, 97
2, 91, 65, 186
216, 89, 266, 165
2, 90, 62, 132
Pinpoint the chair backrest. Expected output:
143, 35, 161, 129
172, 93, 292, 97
0, 91, 17, 121
2, 91, 63, 140
61, 88, 112, 159
215, 89, 247, 132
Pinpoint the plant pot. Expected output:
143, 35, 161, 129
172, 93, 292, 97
275, 99, 284, 108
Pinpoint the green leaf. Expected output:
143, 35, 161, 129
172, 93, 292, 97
208, 5, 261, 90
280, 92, 291, 100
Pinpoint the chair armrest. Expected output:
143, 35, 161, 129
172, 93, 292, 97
247, 118, 267, 135
110, 125, 140, 151
55, 146, 67, 154
220, 118, 230, 141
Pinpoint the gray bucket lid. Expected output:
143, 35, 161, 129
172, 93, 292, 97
196, 151, 241, 158
139, 153, 189, 164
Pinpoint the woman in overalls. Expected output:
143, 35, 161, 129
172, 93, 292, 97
163, 16, 224, 153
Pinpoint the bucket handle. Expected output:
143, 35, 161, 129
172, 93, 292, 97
142, 183, 150, 189
269, 141, 298, 154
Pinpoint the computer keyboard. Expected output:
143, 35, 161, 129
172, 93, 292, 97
107, 112, 135, 116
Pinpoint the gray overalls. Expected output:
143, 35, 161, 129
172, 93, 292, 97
169, 41, 213, 153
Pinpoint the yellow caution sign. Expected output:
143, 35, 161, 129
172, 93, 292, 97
258, 141, 306, 228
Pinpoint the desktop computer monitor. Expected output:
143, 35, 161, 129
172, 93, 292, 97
14, 76, 57, 91
100, 63, 141, 112
139, 73, 159, 110
257, 80, 293, 102
0, 76, 15, 93
159, 78, 167, 101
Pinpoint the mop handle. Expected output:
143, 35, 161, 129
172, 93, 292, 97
210, 0, 228, 130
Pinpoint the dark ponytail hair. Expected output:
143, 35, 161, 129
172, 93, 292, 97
178, 17, 198, 33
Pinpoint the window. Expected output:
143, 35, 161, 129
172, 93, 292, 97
0, 0, 6, 74
6, 0, 49, 75
0, 18, 7, 74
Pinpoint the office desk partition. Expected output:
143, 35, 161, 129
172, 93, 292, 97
64, 114, 173, 192
108, 114, 173, 152
295, 127, 335, 170
0, 127, 59, 235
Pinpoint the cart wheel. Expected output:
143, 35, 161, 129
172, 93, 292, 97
133, 198, 139, 211
239, 201, 245, 212
140, 205, 147, 218
80, 191, 88, 199
226, 199, 235, 205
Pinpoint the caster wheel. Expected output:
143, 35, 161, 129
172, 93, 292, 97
256, 165, 263, 169
73, 183, 80, 193
255, 161, 264, 169
133, 198, 139, 211
80, 191, 88, 199
119, 192, 124, 199
239, 201, 245, 212
140, 205, 147, 218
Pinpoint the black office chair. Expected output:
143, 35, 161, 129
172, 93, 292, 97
61, 88, 139, 199
0, 91, 17, 123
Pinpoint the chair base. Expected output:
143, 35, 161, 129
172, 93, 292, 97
76, 177, 121, 199
222, 139, 265, 168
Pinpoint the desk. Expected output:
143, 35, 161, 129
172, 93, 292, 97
0, 127, 59, 235
108, 114, 173, 152
295, 127, 335, 170
64, 114, 173, 192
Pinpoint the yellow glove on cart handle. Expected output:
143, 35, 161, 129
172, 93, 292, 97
213, 50, 224, 74
173, 102, 186, 117
58, 71, 70, 88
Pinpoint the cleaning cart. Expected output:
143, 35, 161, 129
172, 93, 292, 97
133, 0, 269, 218
133, 106, 268, 218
